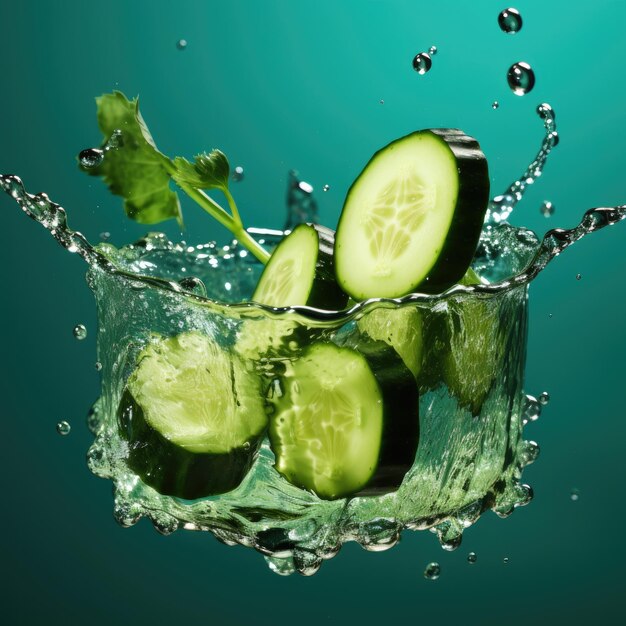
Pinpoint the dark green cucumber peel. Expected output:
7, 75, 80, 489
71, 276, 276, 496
118, 390, 264, 499
267, 341, 419, 500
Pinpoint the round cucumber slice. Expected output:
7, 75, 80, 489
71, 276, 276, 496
335, 129, 489, 299
119, 332, 267, 499
268, 341, 419, 500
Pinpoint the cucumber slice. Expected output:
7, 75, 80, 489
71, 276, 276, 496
268, 341, 419, 500
335, 129, 489, 299
118, 332, 267, 499
252, 223, 348, 310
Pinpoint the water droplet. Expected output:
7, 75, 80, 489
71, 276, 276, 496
323, 184, 330, 192
522, 394, 541, 425
95, 361, 102, 371
73, 324, 87, 340
540, 201, 555, 217
424, 562, 441, 580
176, 39, 187, 50
467, 552, 477, 564
412, 52, 432, 75
379, 99, 385, 105
78, 148, 104, 169
99, 231, 111, 241
539, 391, 550, 405
428, 45, 438, 55
106, 129, 124, 150
571, 488, 580, 501
498, 7, 523, 33
232, 166, 244, 182
56, 420, 71, 436
576, 273, 582, 280
298, 181, 314, 194
507, 62, 535, 96
503, 556, 510, 564
548, 313, 553, 318
492, 101, 500, 109
537, 102, 555, 121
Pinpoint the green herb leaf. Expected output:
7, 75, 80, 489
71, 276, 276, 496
83, 91, 182, 226
172, 150, 230, 191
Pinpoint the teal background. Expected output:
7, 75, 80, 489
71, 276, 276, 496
1, 0, 624, 623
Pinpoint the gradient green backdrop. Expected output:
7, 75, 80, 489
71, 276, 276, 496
1, 1, 624, 624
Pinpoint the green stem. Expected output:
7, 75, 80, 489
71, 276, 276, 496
223, 187, 242, 229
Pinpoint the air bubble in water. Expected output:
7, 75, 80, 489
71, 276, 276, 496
503, 557, 510, 564
467, 552, 477, 564
99, 231, 111, 241
498, 8, 523, 33
507, 62, 535, 96
576, 273, 582, 280
79, 148, 104, 169
423, 562, 441, 580
57, 420, 71, 436
323, 184, 330, 192
428, 45, 437, 55
539, 391, 550, 405
412, 52, 432, 75
540, 201, 555, 217
177, 39, 187, 50
95, 361, 102, 371
232, 166, 244, 182
570, 488, 580, 501
522, 394, 541, 425
379, 99, 384, 104
492, 101, 500, 109
73, 324, 87, 340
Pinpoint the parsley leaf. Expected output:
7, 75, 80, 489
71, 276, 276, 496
173, 150, 230, 191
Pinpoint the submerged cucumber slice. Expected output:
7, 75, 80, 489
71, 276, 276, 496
335, 129, 489, 299
268, 341, 419, 500
119, 332, 267, 499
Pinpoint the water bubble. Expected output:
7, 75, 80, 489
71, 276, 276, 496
298, 181, 314, 194
539, 391, 550, 405
56, 420, 71, 436
503, 557, 510, 564
537, 102, 555, 121
379, 99, 385, 105
428, 45, 438, 55
467, 552, 477, 564
540, 201, 555, 217
323, 184, 330, 192
412, 52, 432, 75
176, 39, 187, 50
78, 148, 104, 169
492, 101, 500, 110
423, 562, 441, 580
73, 324, 87, 340
95, 361, 102, 371
571, 488, 580, 501
522, 394, 541, 425
507, 62, 535, 96
232, 166, 244, 182
576, 273, 582, 281
498, 8, 523, 33
99, 231, 111, 241
548, 131, 560, 147
106, 129, 124, 150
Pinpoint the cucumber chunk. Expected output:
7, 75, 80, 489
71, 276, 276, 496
118, 332, 267, 499
335, 129, 489, 299
268, 341, 419, 500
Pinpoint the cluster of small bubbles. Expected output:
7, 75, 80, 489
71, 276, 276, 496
428, 45, 437, 55
503, 557, 510, 564
540, 201, 555, 217
99, 231, 111, 241
492, 101, 500, 110
79, 148, 104, 169
424, 562, 441, 580
570, 488, 580, 501
539, 391, 550, 405
73, 323, 87, 340
467, 552, 477, 564
232, 165, 244, 182
498, 7, 523, 33
576, 273, 582, 280
95, 361, 102, 371
412, 52, 432, 75
522, 394, 542, 425
56, 420, 71, 436
507, 62, 535, 96
176, 38, 187, 50
323, 184, 330, 192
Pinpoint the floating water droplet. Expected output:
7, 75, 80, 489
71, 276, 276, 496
492, 101, 500, 109
232, 165, 244, 182
95, 361, 102, 371
428, 45, 438, 55
522, 394, 541, 425
379, 99, 385, 105
498, 8, 523, 33
539, 391, 550, 405
412, 52, 432, 75
78, 148, 104, 169
537, 102, 555, 121
177, 39, 187, 50
424, 562, 441, 580
548, 313, 553, 318
576, 273, 582, 280
503, 556, 510, 564
467, 552, 477, 564
73, 323, 87, 340
570, 488, 580, 501
56, 420, 71, 436
548, 131, 559, 147
298, 181, 314, 194
507, 62, 535, 96
99, 231, 111, 241
540, 201, 555, 217
323, 184, 330, 192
